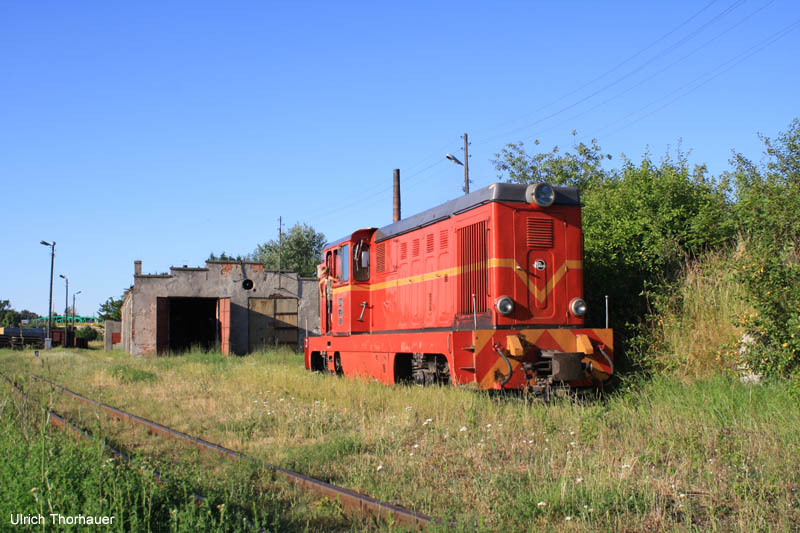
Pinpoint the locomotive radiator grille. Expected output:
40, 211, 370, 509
458, 220, 488, 314
376, 243, 386, 272
527, 217, 554, 248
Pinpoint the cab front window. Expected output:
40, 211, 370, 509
354, 240, 369, 281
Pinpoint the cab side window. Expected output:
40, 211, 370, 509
332, 249, 339, 279
340, 244, 350, 281
353, 240, 370, 281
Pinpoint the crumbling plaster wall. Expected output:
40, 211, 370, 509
125, 261, 319, 356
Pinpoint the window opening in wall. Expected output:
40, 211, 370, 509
333, 249, 339, 279
340, 244, 350, 281
354, 240, 370, 281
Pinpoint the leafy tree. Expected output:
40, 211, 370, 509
98, 296, 124, 321
581, 153, 732, 337
251, 223, 326, 277
0, 300, 38, 327
723, 118, 800, 380
492, 132, 612, 191
1, 300, 21, 327
208, 251, 245, 261
76, 325, 100, 341
725, 118, 800, 242
18, 309, 39, 321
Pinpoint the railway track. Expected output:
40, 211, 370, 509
1, 372, 434, 530
0, 373, 211, 503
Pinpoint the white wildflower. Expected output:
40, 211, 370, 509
565, 516, 573, 521
575, 477, 583, 484
537, 501, 547, 507
459, 426, 467, 432
376, 465, 383, 471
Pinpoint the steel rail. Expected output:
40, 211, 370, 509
28, 373, 433, 530
0, 372, 274, 531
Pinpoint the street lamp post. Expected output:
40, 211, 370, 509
446, 133, 470, 195
59, 274, 68, 347
72, 290, 81, 341
40, 240, 56, 349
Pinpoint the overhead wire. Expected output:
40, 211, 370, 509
585, 16, 800, 141
477, 0, 747, 147
305, 145, 452, 225
293, 0, 780, 236
493, 0, 777, 147
301, 3, 740, 228
479, 0, 723, 140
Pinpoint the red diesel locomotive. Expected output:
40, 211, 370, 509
304, 182, 613, 394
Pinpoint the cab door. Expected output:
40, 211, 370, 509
514, 211, 562, 321
330, 243, 351, 334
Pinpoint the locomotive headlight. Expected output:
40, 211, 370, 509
526, 183, 556, 207
570, 298, 588, 317
495, 296, 515, 316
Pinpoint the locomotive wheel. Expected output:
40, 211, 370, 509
333, 353, 343, 376
411, 353, 451, 386
309, 352, 325, 372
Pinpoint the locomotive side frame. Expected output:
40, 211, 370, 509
305, 183, 613, 392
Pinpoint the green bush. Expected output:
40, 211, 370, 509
582, 153, 731, 338
734, 240, 800, 380
76, 325, 100, 341
722, 119, 800, 384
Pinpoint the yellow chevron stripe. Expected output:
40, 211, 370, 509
331, 258, 582, 301
478, 329, 544, 388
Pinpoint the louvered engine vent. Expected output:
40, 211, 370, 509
376, 243, 386, 272
527, 218, 554, 248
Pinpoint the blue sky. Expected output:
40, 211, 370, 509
1, 1, 798, 317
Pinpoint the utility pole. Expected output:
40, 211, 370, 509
73, 290, 81, 340
59, 274, 68, 346
40, 240, 55, 348
463, 133, 470, 195
278, 216, 283, 289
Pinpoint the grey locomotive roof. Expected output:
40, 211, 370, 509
324, 183, 580, 248
372, 183, 579, 244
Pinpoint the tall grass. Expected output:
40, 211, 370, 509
643, 246, 752, 376
1, 346, 798, 531
0, 387, 304, 532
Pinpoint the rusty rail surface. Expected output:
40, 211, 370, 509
0, 372, 276, 530
28, 373, 433, 530
0, 372, 171, 484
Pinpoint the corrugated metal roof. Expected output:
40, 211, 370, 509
373, 183, 579, 243
324, 182, 579, 248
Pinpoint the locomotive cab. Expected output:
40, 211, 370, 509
306, 182, 613, 393
319, 229, 375, 337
